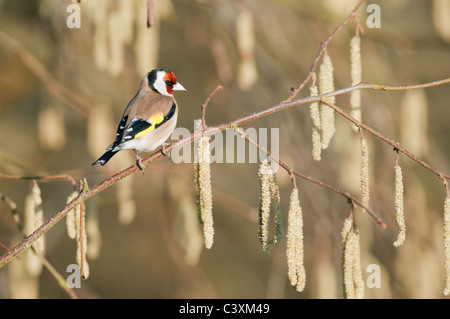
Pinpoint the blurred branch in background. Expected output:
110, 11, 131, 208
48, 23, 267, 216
0, 30, 91, 117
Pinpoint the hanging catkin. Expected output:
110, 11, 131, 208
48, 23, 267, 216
286, 187, 306, 292
309, 82, 322, 161
195, 135, 214, 249
24, 181, 44, 276
350, 36, 362, 129
444, 196, 450, 295
341, 217, 364, 299
360, 134, 370, 209
393, 163, 406, 247
76, 179, 89, 279
319, 53, 336, 149
66, 191, 79, 240
257, 159, 283, 256
258, 159, 272, 255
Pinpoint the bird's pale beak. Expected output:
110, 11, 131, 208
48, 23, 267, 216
172, 82, 186, 91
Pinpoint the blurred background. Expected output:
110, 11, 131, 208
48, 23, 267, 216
0, 0, 449, 299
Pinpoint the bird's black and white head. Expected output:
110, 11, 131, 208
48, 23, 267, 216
147, 68, 186, 97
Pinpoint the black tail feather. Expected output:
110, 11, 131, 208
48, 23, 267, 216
92, 150, 118, 166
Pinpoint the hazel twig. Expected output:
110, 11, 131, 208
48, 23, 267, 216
286, 0, 365, 102
201, 84, 224, 131
0, 191, 78, 298
232, 127, 386, 228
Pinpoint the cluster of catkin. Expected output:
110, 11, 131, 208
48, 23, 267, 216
24, 181, 45, 277
341, 216, 364, 299
6, 181, 45, 298
83, 0, 173, 77
257, 160, 283, 257
319, 53, 336, 150
8, 179, 102, 296
286, 187, 306, 292
66, 179, 90, 279
306, 31, 450, 298
257, 160, 307, 291
309, 35, 362, 161
308, 31, 450, 298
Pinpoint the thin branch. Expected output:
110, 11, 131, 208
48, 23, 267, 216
232, 127, 386, 228
0, 173, 77, 190
286, 0, 364, 102
201, 84, 223, 131
0, 30, 91, 117
320, 98, 450, 182
0, 192, 20, 230
0, 192, 78, 298
0, 166, 137, 268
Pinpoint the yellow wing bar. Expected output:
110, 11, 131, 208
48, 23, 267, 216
134, 113, 165, 139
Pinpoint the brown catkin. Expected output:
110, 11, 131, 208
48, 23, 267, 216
360, 135, 370, 209
31, 181, 45, 254
88, 0, 109, 71
319, 53, 336, 149
236, 6, 258, 90
268, 172, 282, 246
258, 159, 272, 254
351, 229, 365, 299
76, 179, 89, 279
350, 36, 362, 128
108, 9, 125, 76
444, 196, 450, 295
341, 217, 364, 299
400, 89, 429, 158
86, 211, 102, 260
178, 196, 204, 266
341, 217, 355, 298
433, 0, 450, 43
87, 103, 115, 160
24, 182, 43, 276
393, 163, 406, 247
195, 136, 214, 249
309, 83, 322, 161
38, 105, 66, 151
116, 174, 136, 225
76, 200, 89, 279
66, 191, 78, 240
286, 187, 306, 292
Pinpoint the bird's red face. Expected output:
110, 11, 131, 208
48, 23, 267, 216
148, 69, 186, 97
163, 71, 178, 95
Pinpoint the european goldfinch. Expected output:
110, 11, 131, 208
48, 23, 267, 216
92, 68, 186, 168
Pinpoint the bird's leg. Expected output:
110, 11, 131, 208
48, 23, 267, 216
160, 143, 171, 158
135, 152, 145, 173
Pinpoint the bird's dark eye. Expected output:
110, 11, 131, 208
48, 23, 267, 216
165, 80, 174, 86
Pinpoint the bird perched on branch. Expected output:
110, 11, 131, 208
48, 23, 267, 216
92, 68, 186, 170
